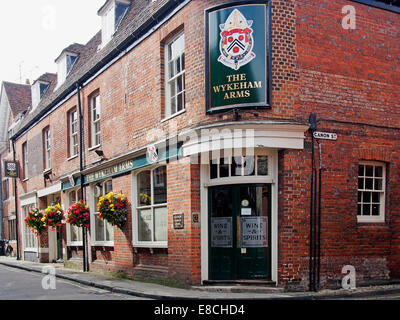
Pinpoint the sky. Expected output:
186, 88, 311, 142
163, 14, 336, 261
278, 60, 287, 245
0, 0, 105, 84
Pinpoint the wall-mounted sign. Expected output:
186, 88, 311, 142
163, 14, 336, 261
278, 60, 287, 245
4, 161, 19, 178
192, 212, 200, 224
173, 213, 185, 230
313, 132, 338, 141
84, 159, 134, 184
147, 145, 158, 164
240, 216, 268, 248
211, 217, 232, 248
205, 2, 271, 113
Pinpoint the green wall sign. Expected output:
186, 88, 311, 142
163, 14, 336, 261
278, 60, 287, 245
4, 161, 19, 178
206, 1, 271, 113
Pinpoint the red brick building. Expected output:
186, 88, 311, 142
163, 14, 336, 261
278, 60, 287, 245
1, 0, 399, 291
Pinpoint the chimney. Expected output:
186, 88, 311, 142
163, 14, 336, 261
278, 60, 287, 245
25, 79, 30, 85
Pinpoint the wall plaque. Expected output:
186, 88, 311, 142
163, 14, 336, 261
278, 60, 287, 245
173, 213, 185, 230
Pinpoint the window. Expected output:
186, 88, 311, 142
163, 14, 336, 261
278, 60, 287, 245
134, 166, 167, 246
210, 155, 269, 179
66, 55, 78, 75
22, 142, 28, 180
100, 0, 129, 47
67, 189, 83, 244
90, 94, 101, 147
2, 179, 9, 201
56, 54, 78, 87
92, 180, 114, 243
357, 162, 386, 223
43, 127, 51, 170
165, 33, 185, 118
68, 109, 78, 157
8, 217, 16, 241
22, 205, 38, 249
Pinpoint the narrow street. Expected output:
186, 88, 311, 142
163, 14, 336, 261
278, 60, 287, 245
0, 264, 147, 300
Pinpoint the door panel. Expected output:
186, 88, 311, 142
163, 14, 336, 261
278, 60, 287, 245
209, 184, 271, 280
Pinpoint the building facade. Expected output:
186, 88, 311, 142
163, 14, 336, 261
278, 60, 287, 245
1, 0, 399, 290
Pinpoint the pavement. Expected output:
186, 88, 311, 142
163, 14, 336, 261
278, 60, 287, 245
1, 256, 400, 300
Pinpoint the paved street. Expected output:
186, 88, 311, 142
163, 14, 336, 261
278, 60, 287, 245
0, 264, 147, 300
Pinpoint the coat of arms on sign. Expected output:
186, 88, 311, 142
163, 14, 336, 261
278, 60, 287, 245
218, 9, 256, 70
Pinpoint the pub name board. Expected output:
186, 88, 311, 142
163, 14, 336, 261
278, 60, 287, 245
205, 1, 271, 113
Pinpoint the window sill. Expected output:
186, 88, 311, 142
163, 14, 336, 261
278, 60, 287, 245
92, 242, 114, 247
357, 217, 385, 224
132, 243, 168, 249
67, 155, 78, 161
67, 242, 83, 247
88, 144, 101, 152
161, 109, 186, 123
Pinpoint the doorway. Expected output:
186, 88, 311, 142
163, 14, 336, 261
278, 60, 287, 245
208, 184, 271, 280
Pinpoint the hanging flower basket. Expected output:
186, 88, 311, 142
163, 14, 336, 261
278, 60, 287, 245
24, 208, 47, 237
66, 200, 90, 228
44, 203, 65, 232
97, 192, 128, 229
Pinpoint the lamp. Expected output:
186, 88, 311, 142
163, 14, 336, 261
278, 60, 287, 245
95, 149, 104, 157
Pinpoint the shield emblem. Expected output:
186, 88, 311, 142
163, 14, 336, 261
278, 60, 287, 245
218, 9, 256, 70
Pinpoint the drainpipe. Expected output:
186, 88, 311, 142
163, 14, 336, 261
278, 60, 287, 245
12, 138, 20, 260
76, 83, 89, 272
0, 154, 3, 240
308, 113, 317, 291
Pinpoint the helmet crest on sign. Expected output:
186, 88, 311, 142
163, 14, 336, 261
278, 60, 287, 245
218, 9, 256, 70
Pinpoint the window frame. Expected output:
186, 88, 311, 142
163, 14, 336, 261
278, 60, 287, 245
2, 179, 9, 201
22, 205, 38, 251
90, 179, 114, 246
43, 127, 51, 171
164, 32, 186, 119
357, 161, 386, 223
8, 216, 16, 241
68, 108, 79, 158
132, 164, 168, 248
66, 188, 83, 246
89, 93, 101, 149
22, 142, 28, 180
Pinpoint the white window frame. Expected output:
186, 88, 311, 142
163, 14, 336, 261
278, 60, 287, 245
22, 204, 38, 251
66, 188, 83, 246
357, 161, 386, 223
90, 94, 101, 148
69, 109, 78, 158
132, 164, 168, 248
90, 179, 114, 246
22, 142, 28, 180
43, 127, 51, 171
164, 33, 185, 119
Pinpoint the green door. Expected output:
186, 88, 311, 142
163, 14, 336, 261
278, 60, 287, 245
209, 184, 271, 280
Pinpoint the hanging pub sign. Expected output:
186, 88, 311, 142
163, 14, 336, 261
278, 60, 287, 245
205, 1, 271, 113
4, 160, 19, 178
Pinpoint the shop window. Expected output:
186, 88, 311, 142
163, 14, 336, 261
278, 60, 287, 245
8, 217, 16, 241
357, 162, 386, 223
67, 189, 83, 245
165, 33, 185, 118
92, 180, 114, 244
22, 205, 38, 249
134, 166, 167, 246
210, 155, 269, 180
89, 94, 101, 148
